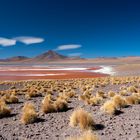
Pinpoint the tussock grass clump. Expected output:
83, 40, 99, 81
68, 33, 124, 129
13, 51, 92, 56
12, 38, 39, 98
78, 94, 101, 106
57, 95, 69, 102
58, 93, 69, 102
127, 86, 138, 93
66, 91, 76, 98
0, 99, 11, 118
70, 108, 94, 129
54, 99, 68, 112
66, 130, 99, 140
88, 96, 103, 106
2, 94, 18, 104
108, 91, 116, 98
42, 94, 53, 104
41, 96, 56, 113
96, 91, 106, 98
100, 100, 116, 115
83, 90, 92, 96
125, 95, 140, 105
25, 87, 41, 99
47, 90, 53, 95
9, 94, 18, 103
119, 86, 127, 90
119, 90, 127, 96
112, 95, 127, 108
41, 96, 68, 113
21, 103, 38, 124
79, 95, 89, 101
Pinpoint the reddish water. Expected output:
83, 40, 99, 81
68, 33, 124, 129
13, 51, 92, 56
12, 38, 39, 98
0, 66, 108, 80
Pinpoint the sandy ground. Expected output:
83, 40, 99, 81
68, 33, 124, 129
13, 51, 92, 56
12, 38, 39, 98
114, 64, 140, 76
0, 81, 140, 140
0, 63, 140, 139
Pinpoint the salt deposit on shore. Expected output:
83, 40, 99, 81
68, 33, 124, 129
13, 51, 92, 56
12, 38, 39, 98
91, 66, 115, 75
0, 65, 111, 80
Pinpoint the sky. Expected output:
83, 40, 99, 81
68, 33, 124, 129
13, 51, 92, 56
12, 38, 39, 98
0, 0, 140, 58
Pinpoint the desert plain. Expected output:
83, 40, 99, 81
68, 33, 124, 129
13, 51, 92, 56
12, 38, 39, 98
0, 58, 140, 140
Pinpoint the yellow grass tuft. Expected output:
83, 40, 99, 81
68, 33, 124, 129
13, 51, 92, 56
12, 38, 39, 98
108, 91, 116, 98
119, 90, 127, 96
25, 87, 41, 99
66, 91, 76, 98
89, 96, 103, 106
96, 91, 106, 98
125, 95, 140, 105
127, 86, 138, 93
41, 96, 56, 113
2, 94, 18, 104
100, 100, 116, 115
79, 95, 89, 101
54, 99, 68, 112
21, 103, 38, 124
42, 94, 53, 104
0, 99, 11, 118
83, 90, 92, 96
69, 108, 94, 129
8, 94, 19, 103
112, 95, 127, 108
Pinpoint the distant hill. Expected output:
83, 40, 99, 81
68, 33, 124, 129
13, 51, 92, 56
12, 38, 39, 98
1, 51, 140, 64
32, 50, 68, 62
0, 50, 83, 63
0, 56, 29, 62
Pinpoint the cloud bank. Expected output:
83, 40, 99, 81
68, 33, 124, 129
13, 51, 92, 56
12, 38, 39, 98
0, 36, 44, 46
55, 44, 81, 50
0, 37, 16, 46
14, 36, 44, 45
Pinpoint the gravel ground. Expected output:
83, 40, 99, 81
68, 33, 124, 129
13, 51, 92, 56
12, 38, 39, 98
0, 82, 140, 140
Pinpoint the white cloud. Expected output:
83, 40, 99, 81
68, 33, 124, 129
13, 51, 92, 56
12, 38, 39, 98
0, 36, 45, 46
68, 53, 82, 57
0, 37, 16, 46
14, 36, 44, 45
55, 44, 81, 50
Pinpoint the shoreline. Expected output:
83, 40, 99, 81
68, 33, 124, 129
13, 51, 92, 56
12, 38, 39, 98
0, 65, 115, 81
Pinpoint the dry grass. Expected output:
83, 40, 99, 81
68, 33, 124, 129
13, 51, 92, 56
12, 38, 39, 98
70, 108, 94, 129
21, 103, 38, 124
41, 96, 56, 113
119, 90, 127, 96
79, 94, 89, 101
54, 99, 68, 112
1, 76, 140, 138
108, 91, 116, 98
88, 96, 103, 106
66, 91, 76, 98
100, 100, 116, 115
96, 91, 106, 98
2, 94, 18, 104
0, 99, 11, 118
25, 87, 42, 99
112, 95, 127, 108
127, 86, 138, 93
125, 95, 140, 105
41, 95, 68, 113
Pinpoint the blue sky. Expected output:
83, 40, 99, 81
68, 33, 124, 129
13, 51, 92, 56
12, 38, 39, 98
0, 0, 140, 58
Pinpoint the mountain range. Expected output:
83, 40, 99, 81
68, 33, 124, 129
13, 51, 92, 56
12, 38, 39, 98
1, 50, 140, 65
0, 50, 83, 63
